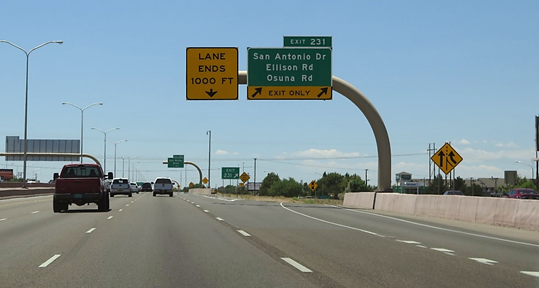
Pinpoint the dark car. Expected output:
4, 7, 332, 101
504, 188, 539, 199
141, 182, 153, 192
443, 190, 464, 195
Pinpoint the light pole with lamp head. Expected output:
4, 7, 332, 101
92, 127, 119, 174
206, 130, 211, 188
515, 160, 534, 180
1, 40, 63, 187
109, 140, 127, 177
62, 102, 103, 163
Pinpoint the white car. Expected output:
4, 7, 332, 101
110, 178, 132, 197
153, 177, 173, 197
130, 182, 140, 194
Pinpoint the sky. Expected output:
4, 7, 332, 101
1, 0, 538, 188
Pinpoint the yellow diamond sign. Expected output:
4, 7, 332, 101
431, 143, 463, 175
308, 180, 318, 191
239, 172, 250, 183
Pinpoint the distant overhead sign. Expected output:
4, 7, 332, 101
247, 47, 332, 100
431, 143, 463, 175
167, 155, 184, 168
186, 47, 238, 100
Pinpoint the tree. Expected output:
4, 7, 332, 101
259, 172, 280, 196
268, 177, 303, 197
317, 172, 344, 199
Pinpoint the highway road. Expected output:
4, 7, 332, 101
1, 193, 538, 288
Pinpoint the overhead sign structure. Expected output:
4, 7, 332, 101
283, 36, 332, 48
167, 155, 184, 168
222, 167, 240, 180
239, 172, 250, 183
186, 47, 238, 100
247, 47, 332, 100
431, 143, 463, 175
308, 180, 318, 191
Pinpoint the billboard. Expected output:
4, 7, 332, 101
5, 136, 80, 161
0, 169, 14, 181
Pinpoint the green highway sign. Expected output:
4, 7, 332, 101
247, 47, 332, 100
168, 155, 184, 168
284, 36, 332, 48
222, 167, 240, 180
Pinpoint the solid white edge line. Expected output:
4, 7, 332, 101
520, 271, 539, 277
237, 230, 251, 237
39, 254, 61, 268
281, 258, 313, 273
343, 208, 539, 248
86, 228, 96, 234
280, 203, 383, 237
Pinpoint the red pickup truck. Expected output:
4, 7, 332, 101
53, 163, 113, 212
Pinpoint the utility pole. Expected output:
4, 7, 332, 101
254, 158, 257, 195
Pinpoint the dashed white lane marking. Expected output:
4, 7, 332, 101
431, 248, 455, 256
237, 230, 251, 237
521, 271, 539, 277
107, 216, 113, 220
31, 211, 40, 214
216, 217, 224, 221
281, 258, 313, 273
469, 258, 498, 265
39, 254, 61, 268
126, 204, 130, 207
196, 205, 200, 207
416, 245, 428, 249
280, 203, 384, 237
396, 240, 421, 245
343, 208, 539, 248
119, 209, 123, 212
86, 228, 96, 234
203, 210, 209, 213
0, 218, 7, 221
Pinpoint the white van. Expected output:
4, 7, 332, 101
153, 177, 173, 197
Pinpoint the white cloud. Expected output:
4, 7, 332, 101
457, 139, 470, 145
494, 141, 518, 148
291, 148, 361, 158
215, 150, 229, 155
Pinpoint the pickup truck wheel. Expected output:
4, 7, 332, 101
110, 194, 115, 197
98, 193, 110, 212
153, 192, 156, 197
53, 199, 62, 213
129, 193, 133, 197
169, 193, 173, 197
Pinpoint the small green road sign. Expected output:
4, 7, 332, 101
168, 155, 184, 168
283, 36, 332, 48
222, 167, 240, 180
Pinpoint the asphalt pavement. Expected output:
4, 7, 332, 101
1, 193, 538, 288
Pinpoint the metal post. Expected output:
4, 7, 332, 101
254, 158, 257, 195
207, 130, 211, 188
1, 40, 63, 187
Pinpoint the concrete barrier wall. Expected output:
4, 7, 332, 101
343, 192, 539, 231
189, 188, 211, 195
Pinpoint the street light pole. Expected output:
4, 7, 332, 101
1, 40, 63, 187
62, 102, 103, 162
515, 161, 534, 180
92, 127, 119, 173
206, 130, 211, 188
109, 140, 127, 176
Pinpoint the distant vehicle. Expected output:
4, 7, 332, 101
141, 182, 153, 192
26, 179, 39, 184
53, 163, 112, 212
110, 178, 132, 197
443, 190, 464, 195
504, 188, 539, 200
130, 182, 140, 194
153, 177, 173, 197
